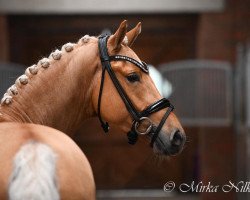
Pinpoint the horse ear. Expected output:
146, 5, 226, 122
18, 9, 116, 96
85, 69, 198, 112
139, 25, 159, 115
126, 22, 141, 47
108, 20, 128, 51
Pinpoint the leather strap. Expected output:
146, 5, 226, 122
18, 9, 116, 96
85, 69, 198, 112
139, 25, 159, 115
150, 104, 174, 147
97, 60, 109, 133
139, 98, 171, 117
109, 55, 148, 73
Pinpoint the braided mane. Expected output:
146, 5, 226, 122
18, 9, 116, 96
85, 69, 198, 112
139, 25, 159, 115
0, 35, 91, 106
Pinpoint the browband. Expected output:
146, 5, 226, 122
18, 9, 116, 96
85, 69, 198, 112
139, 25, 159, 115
109, 55, 149, 73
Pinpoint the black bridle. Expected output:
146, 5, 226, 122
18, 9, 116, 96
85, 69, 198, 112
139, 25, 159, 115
97, 35, 174, 147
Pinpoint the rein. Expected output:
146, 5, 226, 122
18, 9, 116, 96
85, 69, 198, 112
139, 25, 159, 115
97, 35, 174, 147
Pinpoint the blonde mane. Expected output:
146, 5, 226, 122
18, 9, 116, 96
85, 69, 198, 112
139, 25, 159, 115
0, 35, 91, 106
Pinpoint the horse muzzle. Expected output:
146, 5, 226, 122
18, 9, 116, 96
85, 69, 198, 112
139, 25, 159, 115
152, 128, 186, 156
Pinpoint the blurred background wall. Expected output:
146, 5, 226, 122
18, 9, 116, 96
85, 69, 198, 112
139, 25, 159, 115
0, 0, 250, 199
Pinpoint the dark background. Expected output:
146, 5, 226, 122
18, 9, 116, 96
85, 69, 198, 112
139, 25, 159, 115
0, 0, 250, 199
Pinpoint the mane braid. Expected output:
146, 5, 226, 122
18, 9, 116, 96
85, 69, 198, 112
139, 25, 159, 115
0, 35, 91, 106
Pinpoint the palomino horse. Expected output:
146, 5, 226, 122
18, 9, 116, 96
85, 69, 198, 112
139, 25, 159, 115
0, 20, 185, 200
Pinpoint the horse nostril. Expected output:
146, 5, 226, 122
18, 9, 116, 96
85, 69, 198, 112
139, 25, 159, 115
170, 130, 184, 147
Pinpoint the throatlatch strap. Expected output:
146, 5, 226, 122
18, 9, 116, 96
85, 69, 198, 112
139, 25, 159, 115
97, 64, 109, 133
97, 35, 110, 133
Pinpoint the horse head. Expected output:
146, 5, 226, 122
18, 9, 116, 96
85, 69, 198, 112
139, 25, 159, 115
92, 20, 186, 156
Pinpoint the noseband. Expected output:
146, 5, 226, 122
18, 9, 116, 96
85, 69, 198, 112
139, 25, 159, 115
97, 35, 174, 147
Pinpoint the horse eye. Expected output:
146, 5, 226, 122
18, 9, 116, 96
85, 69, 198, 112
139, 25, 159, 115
127, 73, 140, 83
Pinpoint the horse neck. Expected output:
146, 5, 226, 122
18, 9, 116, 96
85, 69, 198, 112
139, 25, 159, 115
0, 39, 98, 135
